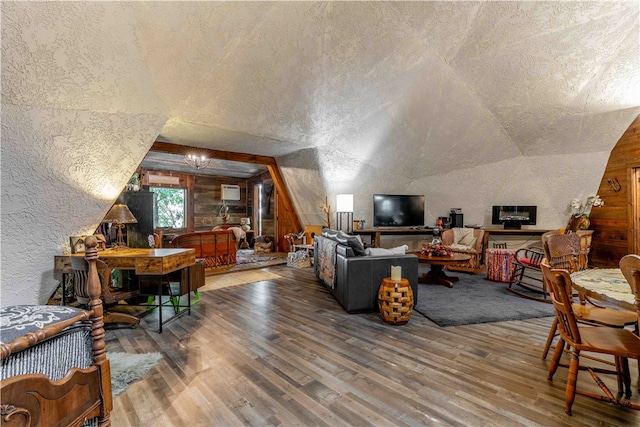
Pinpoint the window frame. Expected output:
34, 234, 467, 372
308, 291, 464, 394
149, 186, 187, 230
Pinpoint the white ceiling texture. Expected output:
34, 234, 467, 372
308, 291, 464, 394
2, 1, 639, 305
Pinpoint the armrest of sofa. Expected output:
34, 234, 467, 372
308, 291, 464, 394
334, 252, 419, 312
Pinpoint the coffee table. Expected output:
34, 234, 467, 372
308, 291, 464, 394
412, 252, 472, 288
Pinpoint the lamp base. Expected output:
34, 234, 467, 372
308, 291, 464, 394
111, 222, 129, 250
336, 212, 353, 233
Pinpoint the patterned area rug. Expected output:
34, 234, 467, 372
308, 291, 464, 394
236, 249, 277, 264
205, 249, 287, 276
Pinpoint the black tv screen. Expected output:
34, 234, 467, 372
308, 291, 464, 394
491, 205, 537, 229
373, 194, 425, 227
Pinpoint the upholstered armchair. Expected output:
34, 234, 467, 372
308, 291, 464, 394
441, 228, 485, 274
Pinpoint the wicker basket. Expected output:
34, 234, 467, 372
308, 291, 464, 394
287, 251, 311, 268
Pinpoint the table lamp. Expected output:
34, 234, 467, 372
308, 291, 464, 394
102, 204, 138, 249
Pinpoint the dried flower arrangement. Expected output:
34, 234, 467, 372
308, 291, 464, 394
420, 242, 453, 257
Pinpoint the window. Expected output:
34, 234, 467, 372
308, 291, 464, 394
150, 187, 185, 228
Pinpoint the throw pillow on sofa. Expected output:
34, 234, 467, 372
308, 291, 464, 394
366, 245, 408, 256
321, 228, 367, 256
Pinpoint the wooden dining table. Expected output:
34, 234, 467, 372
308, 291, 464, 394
570, 268, 637, 314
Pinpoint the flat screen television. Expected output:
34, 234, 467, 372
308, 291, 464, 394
373, 194, 425, 227
491, 205, 537, 229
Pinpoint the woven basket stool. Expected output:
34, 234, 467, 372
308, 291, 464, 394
377, 277, 414, 325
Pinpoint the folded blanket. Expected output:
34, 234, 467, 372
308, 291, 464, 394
227, 226, 246, 241
317, 237, 338, 289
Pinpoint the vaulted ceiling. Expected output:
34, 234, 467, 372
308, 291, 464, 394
2, 1, 639, 305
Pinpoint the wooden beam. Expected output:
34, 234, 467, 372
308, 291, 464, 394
151, 141, 277, 166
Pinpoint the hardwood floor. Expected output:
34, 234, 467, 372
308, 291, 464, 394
106, 266, 640, 426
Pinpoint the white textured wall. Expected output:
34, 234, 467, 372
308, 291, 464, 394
1, 106, 165, 305
1, 2, 167, 306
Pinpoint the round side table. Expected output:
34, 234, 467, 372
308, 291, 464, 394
378, 277, 414, 325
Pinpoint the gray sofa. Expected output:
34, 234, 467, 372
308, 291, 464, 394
314, 230, 418, 312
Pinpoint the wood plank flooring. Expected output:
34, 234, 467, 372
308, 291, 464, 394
106, 266, 640, 426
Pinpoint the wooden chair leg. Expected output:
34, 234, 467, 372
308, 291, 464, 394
621, 357, 632, 399
542, 317, 559, 359
548, 338, 565, 381
565, 351, 580, 416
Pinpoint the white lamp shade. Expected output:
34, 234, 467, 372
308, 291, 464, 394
336, 194, 354, 213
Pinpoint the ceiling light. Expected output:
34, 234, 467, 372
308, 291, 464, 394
184, 154, 211, 170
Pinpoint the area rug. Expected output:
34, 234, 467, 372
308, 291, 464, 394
206, 249, 288, 276
200, 269, 283, 292
413, 273, 555, 327
236, 249, 278, 264
109, 352, 163, 397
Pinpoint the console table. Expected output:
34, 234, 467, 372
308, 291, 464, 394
482, 228, 552, 249
353, 228, 434, 248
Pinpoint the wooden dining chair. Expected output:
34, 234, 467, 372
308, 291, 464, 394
541, 263, 640, 415
71, 256, 140, 328
620, 254, 640, 323
541, 234, 637, 359
620, 254, 640, 387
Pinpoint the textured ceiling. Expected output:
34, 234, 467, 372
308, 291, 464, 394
5, 2, 638, 167
2, 1, 640, 305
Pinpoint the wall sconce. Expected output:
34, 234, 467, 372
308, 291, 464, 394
102, 204, 138, 249
336, 194, 354, 233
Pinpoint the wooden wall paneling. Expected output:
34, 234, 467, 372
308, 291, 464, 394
194, 175, 247, 230
589, 115, 640, 267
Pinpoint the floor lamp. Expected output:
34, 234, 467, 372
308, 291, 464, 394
336, 194, 354, 233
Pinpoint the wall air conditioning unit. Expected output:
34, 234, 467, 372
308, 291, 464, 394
221, 184, 241, 201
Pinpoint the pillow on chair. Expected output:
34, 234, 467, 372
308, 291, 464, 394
459, 233, 477, 248
451, 227, 476, 249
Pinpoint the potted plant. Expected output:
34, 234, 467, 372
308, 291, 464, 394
128, 173, 140, 191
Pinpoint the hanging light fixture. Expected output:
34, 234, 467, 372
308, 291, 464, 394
184, 154, 211, 170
